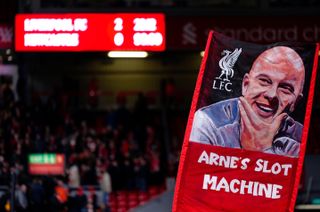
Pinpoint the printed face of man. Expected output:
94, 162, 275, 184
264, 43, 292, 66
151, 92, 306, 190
242, 46, 305, 124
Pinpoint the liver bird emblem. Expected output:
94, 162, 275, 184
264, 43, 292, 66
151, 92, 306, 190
218, 48, 242, 81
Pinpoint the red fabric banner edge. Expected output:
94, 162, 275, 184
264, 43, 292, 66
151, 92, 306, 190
172, 32, 319, 211
288, 43, 320, 211
172, 30, 214, 212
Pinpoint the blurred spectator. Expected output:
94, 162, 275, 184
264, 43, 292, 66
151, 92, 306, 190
29, 178, 45, 211
54, 179, 68, 211
133, 155, 148, 192
68, 187, 87, 212
15, 184, 28, 211
108, 156, 121, 191
122, 155, 134, 190
99, 166, 112, 209
68, 156, 80, 187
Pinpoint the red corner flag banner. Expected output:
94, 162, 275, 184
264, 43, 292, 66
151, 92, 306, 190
173, 31, 319, 211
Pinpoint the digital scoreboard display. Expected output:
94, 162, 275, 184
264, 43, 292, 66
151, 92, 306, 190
28, 153, 65, 175
15, 13, 165, 52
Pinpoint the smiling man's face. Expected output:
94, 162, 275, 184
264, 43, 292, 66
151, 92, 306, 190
242, 46, 305, 123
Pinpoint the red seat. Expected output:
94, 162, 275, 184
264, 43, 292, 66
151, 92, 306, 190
148, 186, 159, 197
110, 206, 117, 212
128, 192, 138, 201
128, 200, 139, 208
139, 200, 147, 206
117, 192, 127, 201
138, 192, 149, 201
109, 192, 117, 200
117, 207, 128, 212
117, 199, 127, 208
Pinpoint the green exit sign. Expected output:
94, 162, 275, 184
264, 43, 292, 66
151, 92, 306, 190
28, 153, 65, 175
29, 154, 57, 164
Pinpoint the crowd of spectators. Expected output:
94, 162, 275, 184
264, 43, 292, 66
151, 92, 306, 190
0, 83, 177, 211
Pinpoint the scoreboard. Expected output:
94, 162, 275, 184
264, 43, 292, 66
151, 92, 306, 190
15, 13, 166, 52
